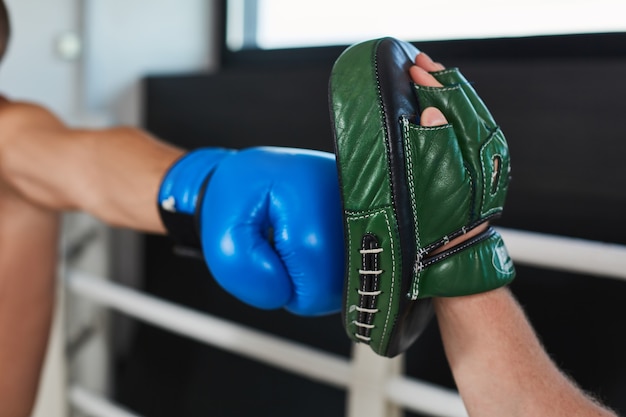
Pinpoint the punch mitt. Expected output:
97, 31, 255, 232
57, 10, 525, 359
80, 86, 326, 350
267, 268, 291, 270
329, 37, 515, 357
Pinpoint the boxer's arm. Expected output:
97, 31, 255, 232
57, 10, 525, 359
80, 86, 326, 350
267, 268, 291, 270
0, 101, 184, 233
0, 182, 60, 417
434, 288, 617, 417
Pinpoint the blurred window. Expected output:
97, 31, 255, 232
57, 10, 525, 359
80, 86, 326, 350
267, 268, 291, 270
227, 0, 626, 51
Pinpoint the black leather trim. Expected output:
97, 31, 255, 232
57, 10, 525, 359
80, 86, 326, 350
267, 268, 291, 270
375, 38, 433, 356
158, 209, 202, 250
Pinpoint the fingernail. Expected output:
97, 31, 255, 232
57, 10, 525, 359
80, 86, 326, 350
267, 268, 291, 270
421, 107, 448, 127
430, 112, 447, 125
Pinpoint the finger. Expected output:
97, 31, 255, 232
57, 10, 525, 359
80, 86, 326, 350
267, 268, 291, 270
411, 53, 447, 126
409, 64, 443, 88
415, 52, 445, 72
420, 106, 448, 127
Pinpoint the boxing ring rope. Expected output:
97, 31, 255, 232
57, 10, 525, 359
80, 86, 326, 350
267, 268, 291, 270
498, 228, 626, 281
65, 269, 467, 417
64, 227, 626, 417
69, 386, 140, 417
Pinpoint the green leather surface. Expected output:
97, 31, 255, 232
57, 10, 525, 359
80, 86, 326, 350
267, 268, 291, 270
419, 229, 515, 298
414, 68, 511, 224
330, 37, 515, 356
406, 67, 515, 299
343, 206, 399, 353
331, 41, 393, 210
401, 119, 471, 247
330, 39, 404, 353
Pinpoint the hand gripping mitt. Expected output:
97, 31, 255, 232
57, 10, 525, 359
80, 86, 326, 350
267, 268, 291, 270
329, 37, 516, 357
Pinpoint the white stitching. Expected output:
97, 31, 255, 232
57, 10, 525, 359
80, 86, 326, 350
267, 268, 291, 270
423, 228, 496, 267
431, 68, 459, 77
414, 84, 462, 93
353, 321, 376, 329
410, 247, 428, 299
358, 269, 383, 275
406, 122, 451, 133
402, 117, 423, 300
347, 208, 395, 351
402, 117, 420, 251
358, 290, 382, 296
480, 130, 505, 218
356, 306, 379, 314
413, 125, 451, 132
355, 334, 372, 342
379, 212, 394, 352
360, 248, 384, 254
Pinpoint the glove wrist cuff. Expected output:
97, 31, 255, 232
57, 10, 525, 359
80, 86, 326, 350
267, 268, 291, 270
414, 227, 515, 299
158, 148, 235, 253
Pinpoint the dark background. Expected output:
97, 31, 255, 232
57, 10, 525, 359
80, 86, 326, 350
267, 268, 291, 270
112, 32, 626, 416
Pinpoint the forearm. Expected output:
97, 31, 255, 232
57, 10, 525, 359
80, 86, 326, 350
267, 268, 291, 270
0, 102, 184, 233
434, 288, 616, 417
0, 186, 60, 417
47, 126, 183, 233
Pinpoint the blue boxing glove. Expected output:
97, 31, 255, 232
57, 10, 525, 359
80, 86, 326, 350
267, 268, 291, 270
158, 147, 344, 316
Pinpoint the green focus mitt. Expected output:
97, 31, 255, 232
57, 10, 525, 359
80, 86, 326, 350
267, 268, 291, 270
329, 37, 515, 357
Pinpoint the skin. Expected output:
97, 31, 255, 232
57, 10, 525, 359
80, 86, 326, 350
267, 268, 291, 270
0, 99, 181, 416
0, 101, 183, 233
0, 178, 59, 417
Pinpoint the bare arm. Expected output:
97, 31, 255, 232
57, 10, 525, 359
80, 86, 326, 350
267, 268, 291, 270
0, 101, 184, 233
0, 182, 59, 417
0, 99, 186, 416
434, 288, 617, 417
